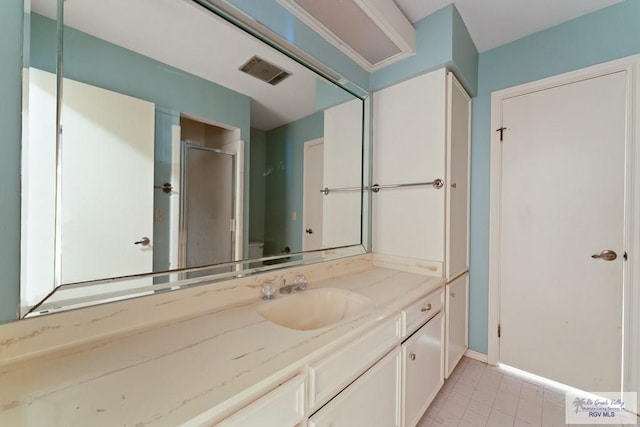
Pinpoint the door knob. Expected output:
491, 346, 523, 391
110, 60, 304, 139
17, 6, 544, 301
134, 237, 150, 246
591, 250, 617, 261
305, 228, 314, 234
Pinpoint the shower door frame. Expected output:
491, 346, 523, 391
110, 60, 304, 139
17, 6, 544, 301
179, 141, 237, 270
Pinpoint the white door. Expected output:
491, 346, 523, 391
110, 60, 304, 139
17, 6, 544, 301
499, 71, 627, 391
61, 78, 155, 284
303, 139, 323, 251
322, 99, 362, 248
181, 145, 235, 268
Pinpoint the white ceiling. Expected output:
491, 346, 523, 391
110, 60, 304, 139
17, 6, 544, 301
393, 0, 623, 52
32, 0, 325, 131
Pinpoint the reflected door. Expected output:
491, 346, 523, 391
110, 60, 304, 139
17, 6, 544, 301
303, 139, 324, 251
61, 76, 155, 284
181, 144, 235, 268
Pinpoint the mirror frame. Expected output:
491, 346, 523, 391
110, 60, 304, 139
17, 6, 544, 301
21, 0, 372, 318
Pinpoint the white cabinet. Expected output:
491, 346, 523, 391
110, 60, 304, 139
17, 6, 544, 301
445, 273, 469, 378
402, 312, 444, 427
308, 347, 402, 427
308, 314, 402, 411
372, 68, 471, 280
216, 375, 305, 427
402, 287, 443, 338
212, 294, 443, 427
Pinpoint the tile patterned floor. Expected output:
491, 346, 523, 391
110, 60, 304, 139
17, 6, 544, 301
417, 356, 638, 427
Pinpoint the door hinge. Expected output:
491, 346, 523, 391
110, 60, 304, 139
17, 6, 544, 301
498, 324, 501, 338
496, 127, 507, 142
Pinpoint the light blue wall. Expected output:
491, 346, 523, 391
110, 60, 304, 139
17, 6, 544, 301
468, 0, 640, 353
369, 5, 478, 96
30, 13, 253, 278
264, 112, 324, 255
249, 128, 267, 243
224, 0, 369, 92
315, 79, 355, 111
0, 1, 24, 322
451, 6, 478, 96
31, 14, 251, 142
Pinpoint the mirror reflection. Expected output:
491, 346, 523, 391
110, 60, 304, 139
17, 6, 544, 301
21, 0, 364, 314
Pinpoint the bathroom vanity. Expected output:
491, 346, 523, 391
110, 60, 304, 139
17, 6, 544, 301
2, 0, 470, 424
0, 255, 468, 426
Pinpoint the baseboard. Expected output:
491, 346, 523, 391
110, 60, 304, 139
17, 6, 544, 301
464, 349, 488, 363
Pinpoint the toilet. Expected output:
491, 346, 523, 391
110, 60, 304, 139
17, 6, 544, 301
248, 241, 264, 267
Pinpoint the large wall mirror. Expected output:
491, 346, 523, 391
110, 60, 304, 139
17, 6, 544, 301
19, 0, 367, 318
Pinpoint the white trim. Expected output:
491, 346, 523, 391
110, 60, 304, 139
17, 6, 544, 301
488, 55, 640, 403
274, 0, 415, 72
169, 124, 181, 273
626, 55, 640, 408
464, 349, 488, 364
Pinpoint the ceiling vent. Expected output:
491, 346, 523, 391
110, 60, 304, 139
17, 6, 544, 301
239, 56, 291, 85
276, 0, 415, 71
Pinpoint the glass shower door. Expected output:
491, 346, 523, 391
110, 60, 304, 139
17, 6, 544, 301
180, 143, 236, 271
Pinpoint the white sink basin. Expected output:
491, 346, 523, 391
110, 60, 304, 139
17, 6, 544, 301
257, 288, 372, 331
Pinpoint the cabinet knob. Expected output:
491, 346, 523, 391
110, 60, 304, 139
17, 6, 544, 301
451, 183, 457, 188
420, 303, 432, 312
450, 292, 455, 298
409, 353, 416, 361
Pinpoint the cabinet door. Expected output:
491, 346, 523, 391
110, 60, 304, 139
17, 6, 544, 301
445, 72, 471, 279
373, 68, 446, 185
445, 273, 469, 377
308, 347, 401, 427
372, 69, 447, 263
215, 375, 305, 427
403, 312, 444, 427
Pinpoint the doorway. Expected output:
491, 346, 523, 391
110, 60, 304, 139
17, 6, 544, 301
177, 116, 241, 272
488, 58, 638, 394
180, 143, 236, 268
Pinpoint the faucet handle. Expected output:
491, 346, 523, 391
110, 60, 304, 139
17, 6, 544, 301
261, 280, 276, 300
293, 274, 307, 290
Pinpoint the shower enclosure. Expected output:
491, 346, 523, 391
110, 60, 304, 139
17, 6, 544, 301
179, 142, 236, 271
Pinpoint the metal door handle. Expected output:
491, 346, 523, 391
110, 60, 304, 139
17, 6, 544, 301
305, 229, 313, 234
591, 250, 617, 261
135, 237, 150, 246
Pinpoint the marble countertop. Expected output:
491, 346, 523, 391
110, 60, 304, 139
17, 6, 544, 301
0, 266, 444, 426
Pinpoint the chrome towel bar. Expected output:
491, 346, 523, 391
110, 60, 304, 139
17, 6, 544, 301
320, 186, 369, 195
371, 179, 444, 192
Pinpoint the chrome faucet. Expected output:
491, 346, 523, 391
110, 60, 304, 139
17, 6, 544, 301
280, 274, 308, 294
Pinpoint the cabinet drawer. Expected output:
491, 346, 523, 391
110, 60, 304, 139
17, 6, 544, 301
308, 314, 402, 411
308, 347, 402, 427
403, 288, 443, 337
217, 375, 305, 427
